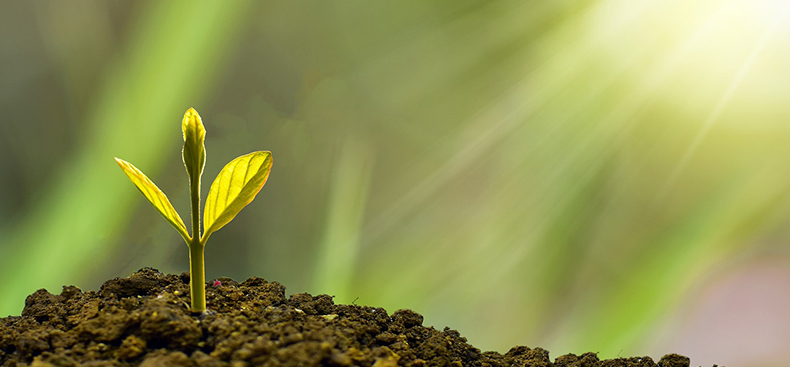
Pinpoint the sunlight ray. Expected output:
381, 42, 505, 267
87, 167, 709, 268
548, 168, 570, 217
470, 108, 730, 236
656, 1, 790, 204
363, 0, 661, 244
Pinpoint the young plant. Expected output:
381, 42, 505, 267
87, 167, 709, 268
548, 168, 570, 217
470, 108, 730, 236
114, 108, 272, 313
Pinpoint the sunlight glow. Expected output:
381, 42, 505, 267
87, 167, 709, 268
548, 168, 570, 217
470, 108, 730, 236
656, 0, 790, 201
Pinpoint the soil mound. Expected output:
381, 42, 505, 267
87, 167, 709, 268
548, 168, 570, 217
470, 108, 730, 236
1, 268, 702, 366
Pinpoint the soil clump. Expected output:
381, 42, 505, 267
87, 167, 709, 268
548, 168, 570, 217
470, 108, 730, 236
1, 268, 705, 366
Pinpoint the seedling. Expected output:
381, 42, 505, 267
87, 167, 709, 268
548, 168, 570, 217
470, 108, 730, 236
115, 108, 272, 313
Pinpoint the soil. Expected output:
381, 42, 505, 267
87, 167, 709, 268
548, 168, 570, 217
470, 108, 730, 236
0, 268, 713, 367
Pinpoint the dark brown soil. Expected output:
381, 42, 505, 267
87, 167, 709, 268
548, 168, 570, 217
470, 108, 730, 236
0, 268, 710, 367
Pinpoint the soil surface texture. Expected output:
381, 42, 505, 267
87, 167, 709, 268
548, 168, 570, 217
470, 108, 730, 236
1, 268, 710, 367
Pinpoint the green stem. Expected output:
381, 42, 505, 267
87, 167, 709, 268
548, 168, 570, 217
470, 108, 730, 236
189, 167, 205, 313
188, 240, 206, 313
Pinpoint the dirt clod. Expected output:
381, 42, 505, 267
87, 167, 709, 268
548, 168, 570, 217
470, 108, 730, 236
0, 268, 711, 366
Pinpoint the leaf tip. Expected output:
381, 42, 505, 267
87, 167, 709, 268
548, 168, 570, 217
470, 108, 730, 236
183, 107, 201, 122
182, 108, 205, 140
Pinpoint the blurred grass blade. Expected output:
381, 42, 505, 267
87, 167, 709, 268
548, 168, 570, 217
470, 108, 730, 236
203, 151, 272, 241
114, 158, 189, 242
312, 138, 374, 301
181, 107, 206, 186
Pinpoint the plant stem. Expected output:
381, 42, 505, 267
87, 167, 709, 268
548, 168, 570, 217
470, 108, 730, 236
189, 163, 205, 313
189, 240, 206, 313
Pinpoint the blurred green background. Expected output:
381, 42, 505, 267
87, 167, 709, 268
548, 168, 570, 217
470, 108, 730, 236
2, 1, 790, 366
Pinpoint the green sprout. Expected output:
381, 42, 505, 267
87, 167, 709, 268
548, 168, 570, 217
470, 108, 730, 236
115, 108, 272, 313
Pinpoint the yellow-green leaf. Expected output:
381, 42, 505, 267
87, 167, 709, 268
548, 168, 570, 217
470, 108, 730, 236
202, 151, 272, 240
182, 107, 206, 185
114, 157, 190, 242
